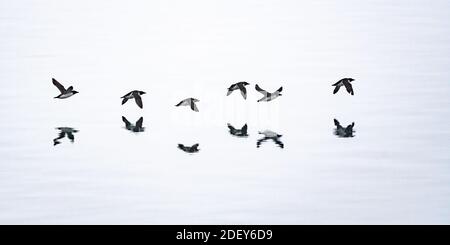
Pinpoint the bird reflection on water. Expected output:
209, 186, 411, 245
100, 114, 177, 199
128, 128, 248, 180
333, 119, 355, 138
257, 130, 284, 149
122, 116, 145, 133
53, 127, 79, 146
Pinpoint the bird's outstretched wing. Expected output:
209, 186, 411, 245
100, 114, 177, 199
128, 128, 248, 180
276, 87, 283, 93
227, 123, 237, 131
255, 84, 268, 95
191, 101, 199, 112
52, 78, 66, 93
333, 86, 341, 94
334, 119, 341, 127
122, 116, 131, 127
133, 92, 143, 108
344, 81, 354, 95
238, 84, 247, 99
122, 98, 129, 105
136, 117, 144, 128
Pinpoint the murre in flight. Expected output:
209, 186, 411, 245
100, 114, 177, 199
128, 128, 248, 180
257, 130, 284, 148
176, 98, 200, 112
226, 82, 250, 99
52, 78, 79, 99
53, 127, 79, 146
227, 123, 248, 137
178, 143, 200, 153
122, 116, 145, 133
121, 90, 146, 109
255, 84, 283, 102
332, 78, 354, 95
333, 119, 355, 138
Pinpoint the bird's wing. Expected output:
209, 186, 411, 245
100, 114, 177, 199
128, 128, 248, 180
122, 98, 129, 105
344, 81, 354, 95
241, 124, 248, 131
238, 84, 247, 99
136, 117, 144, 128
333, 85, 341, 94
67, 132, 75, 141
227, 123, 236, 131
191, 101, 199, 112
175, 100, 184, 106
334, 119, 341, 127
122, 116, 131, 127
66, 86, 73, 92
332, 79, 345, 86
52, 78, 66, 93
121, 91, 131, 98
133, 93, 143, 108
255, 84, 268, 95
277, 87, 283, 93
274, 139, 284, 148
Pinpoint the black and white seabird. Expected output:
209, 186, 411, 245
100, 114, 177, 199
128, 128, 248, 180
178, 143, 200, 153
227, 82, 250, 99
332, 78, 355, 95
52, 78, 79, 99
333, 119, 355, 138
227, 123, 248, 137
175, 98, 200, 112
53, 127, 79, 146
255, 84, 283, 102
122, 116, 145, 133
121, 90, 146, 109
257, 130, 284, 148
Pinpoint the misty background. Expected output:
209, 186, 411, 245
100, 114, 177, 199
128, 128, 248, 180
0, 0, 449, 224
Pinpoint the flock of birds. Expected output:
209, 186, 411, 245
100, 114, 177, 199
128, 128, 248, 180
51, 78, 356, 151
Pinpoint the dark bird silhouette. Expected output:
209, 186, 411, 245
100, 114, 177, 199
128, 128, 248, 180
178, 143, 200, 153
227, 123, 248, 137
175, 98, 200, 112
53, 127, 79, 146
332, 78, 354, 95
257, 130, 284, 148
333, 119, 355, 138
52, 78, 79, 99
121, 90, 146, 108
122, 116, 145, 133
227, 82, 250, 99
255, 84, 283, 102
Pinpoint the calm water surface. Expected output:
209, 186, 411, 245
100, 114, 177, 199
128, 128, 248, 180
0, 0, 449, 224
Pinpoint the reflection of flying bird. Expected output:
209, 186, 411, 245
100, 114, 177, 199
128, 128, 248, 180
257, 130, 284, 148
122, 116, 145, 132
227, 123, 248, 137
52, 78, 79, 99
333, 119, 355, 138
332, 78, 354, 95
178, 143, 200, 153
175, 98, 200, 112
227, 82, 250, 99
121, 90, 146, 109
53, 127, 79, 146
255, 84, 283, 102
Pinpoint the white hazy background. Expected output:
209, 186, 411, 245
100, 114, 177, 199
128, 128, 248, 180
0, 0, 449, 224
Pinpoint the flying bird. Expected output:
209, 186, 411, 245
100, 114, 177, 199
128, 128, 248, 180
175, 98, 200, 112
227, 123, 248, 137
332, 78, 354, 95
52, 78, 79, 99
255, 84, 283, 102
121, 90, 146, 109
333, 119, 355, 138
178, 143, 200, 153
257, 130, 284, 148
53, 127, 79, 146
227, 81, 250, 99
122, 116, 145, 133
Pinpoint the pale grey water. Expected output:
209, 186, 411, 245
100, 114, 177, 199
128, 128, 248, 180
0, 0, 449, 224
